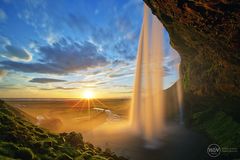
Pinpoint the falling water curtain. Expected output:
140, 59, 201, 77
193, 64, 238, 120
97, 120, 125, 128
131, 4, 165, 146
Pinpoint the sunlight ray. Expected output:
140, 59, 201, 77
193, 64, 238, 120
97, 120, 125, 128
95, 98, 112, 109
71, 99, 82, 108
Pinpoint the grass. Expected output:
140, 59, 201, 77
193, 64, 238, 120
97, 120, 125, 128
0, 99, 127, 160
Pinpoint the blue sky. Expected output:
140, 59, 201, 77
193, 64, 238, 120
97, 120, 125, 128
0, 0, 180, 98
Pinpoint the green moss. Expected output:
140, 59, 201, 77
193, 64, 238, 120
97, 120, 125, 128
16, 147, 35, 160
183, 63, 190, 91
0, 100, 125, 160
192, 110, 240, 147
0, 155, 17, 160
0, 142, 19, 157
91, 155, 108, 160
56, 153, 73, 160
75, 151, 92, 160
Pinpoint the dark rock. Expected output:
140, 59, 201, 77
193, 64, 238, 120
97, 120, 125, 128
56, 153, 73, 160
16, 147, 35, 160
64, 132, 84, 148
144, 0, 240, 97
144, 0, 240, 152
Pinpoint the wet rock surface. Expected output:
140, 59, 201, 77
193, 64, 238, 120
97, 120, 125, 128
144, 0, 240, 97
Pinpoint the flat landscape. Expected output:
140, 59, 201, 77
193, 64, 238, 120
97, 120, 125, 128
5, 98, 130, 133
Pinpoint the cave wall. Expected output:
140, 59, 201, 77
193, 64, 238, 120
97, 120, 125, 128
144, 0, 240, 98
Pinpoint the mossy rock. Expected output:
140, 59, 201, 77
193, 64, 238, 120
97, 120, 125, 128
75, 151, 92, 160
91, 155, 108, 160
64, 132, 84, 148
16, 147, 35, 160
56, 153, 73, 160
0, 142, 19, 157
0, 155, 17, 160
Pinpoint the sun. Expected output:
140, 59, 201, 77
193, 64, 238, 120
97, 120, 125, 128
83, 91, 94, 99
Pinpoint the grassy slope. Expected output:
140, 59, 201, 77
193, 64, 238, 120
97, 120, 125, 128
0, 100, 127, 160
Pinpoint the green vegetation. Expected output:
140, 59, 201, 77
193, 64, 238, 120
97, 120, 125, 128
183, 63, 190, 91
0, 100, 127, 160
184, 94, 240, 157
192, 109, 240, 147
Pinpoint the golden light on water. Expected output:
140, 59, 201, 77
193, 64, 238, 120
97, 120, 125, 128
83, 91, 94, 99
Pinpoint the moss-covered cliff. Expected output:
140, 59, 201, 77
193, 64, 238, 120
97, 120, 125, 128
0, 100, 126, 160
144, 0, 240, 152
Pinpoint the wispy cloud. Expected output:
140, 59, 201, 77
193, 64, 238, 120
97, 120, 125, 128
163, 47, 181, 77
29, 78, 67, 83
1, 39, 109, 74
39, 86, 77, 90
0, 84, 22, 89
1, 45, 32, 62
66, 13, 93, 33
109, 72, 133, 78
0, 9, 7, 22
0, 36, 11, 47
67, 80, 97, 84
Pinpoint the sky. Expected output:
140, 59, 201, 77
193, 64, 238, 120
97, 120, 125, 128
0, 0, 180, 98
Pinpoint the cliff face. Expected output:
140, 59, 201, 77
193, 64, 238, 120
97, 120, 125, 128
144, 0, 240, 97
144, 0, 240, 150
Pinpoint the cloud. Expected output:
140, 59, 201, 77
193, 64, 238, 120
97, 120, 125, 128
91, 27, 113, 44
25, 0, 46, 8
0, 36, 32, 62
165, 48, 181, 66
163, 66, 174, 76
39, 86, 77, 90
115, 16, 133, 33
1, 39, 109, 74
108, 69, 134, 79
39, 39, 108, 72
0, 9, 7, 22
2, 45, 32, 61
0, 84, 22, 89
46, 32, 59, 45
123, 0, 143, 10
113, 84, 132, 90
0, 70, 7, 78
123, 31, 138, 41
66, 14, 92, 32
29, 78, 67, 83
109, 72, 133, 78
114, 40, 136, 60
1, 61, 61, 74
163, 48, 181, 77
0, 36, 11, 47
67, 80, 97, 84
55, 87, 77, 90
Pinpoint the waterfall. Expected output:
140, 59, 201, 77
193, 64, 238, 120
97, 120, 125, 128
130, 4, 165, 147
176, 64, 184, 125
